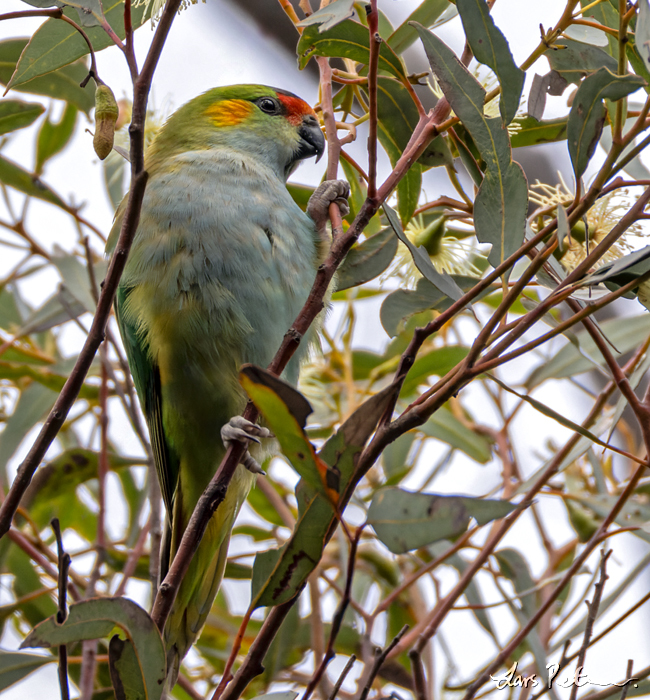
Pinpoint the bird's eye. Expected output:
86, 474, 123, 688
257, 97, 279, 114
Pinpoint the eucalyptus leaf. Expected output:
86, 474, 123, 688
413, 24, 527, 267
637, 0, 650, 65
368, 487, 514, 553
297, 19, 406, 80
421, 406, 492, 462
545, 39, 618, 85
8, 2, 151, 90
456, 0, 525, 124
297, 0, 355, 32
0, 100, 44, 135
35, 103, 77, 174
0, 651, 53, 692
526, 313, 650, 386
250, 386, 398, 607
21, 597, 165, 700
0, 154, 69, 211
388, 0, 450, 54
335, 227, 398, 291
568, 68, 645, 179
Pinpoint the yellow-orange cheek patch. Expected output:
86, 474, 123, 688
205, 99, 254, 127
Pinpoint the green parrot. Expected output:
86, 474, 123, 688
106, 84, 349, 685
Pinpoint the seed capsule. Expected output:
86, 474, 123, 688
93, 84, 119, 160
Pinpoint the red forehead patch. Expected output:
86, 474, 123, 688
278, 94, 315, 126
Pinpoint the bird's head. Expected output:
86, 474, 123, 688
146, 84, 325, 179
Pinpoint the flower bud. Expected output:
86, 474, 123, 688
93, 84, 119, 160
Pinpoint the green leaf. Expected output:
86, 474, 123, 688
21, 597, 166, 700
473, 160, 528, 268
380, 273, 488, 338
568, 68, 646, 179
382, 431, 415, 482
102, 148, 128, 210
413, 24, 527, 267
526, 313, 650, 386
456, 0, 525, 124
0, 651, 53, 692
495, 548, 536, 616
35, 103, 77, 174
7, 2, 151, 90
250, 385, 398, 607
109, 636, 146, 700
421, 406, 493, 462
297, 0, 354, 32
239, 365, 340, 497
0, 99, 44, 135
335, 227, 398, 291
297, 19, 407, 80
0, 154, 69, 210
384, 204, 464, 298
0, 382, 57, 474
0, 39, 94, 114
509, 116, 568, 149
545, 39, 618, 84
401, 346, 469, 396
579, 244, 650, 292
368, 487, 514, 553
388, 0, 450, 55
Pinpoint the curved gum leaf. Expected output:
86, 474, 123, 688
456, 0, 525, 124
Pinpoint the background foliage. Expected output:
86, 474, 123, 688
2, 0, 650, 699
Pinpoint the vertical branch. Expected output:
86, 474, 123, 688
301, 526, 363, 700
79, 343, 109, 700
316, 56, 344, 235
568, 549, 611, 700
52, 519, 70, 700
366, 0, 380, 202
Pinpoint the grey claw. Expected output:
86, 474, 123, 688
242, 452, 266, 475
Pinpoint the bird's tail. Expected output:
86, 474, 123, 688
162, 465, 254, 689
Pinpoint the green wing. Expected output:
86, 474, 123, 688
114, 286, 180, 519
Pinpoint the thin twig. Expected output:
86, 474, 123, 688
410, 648, 429, 700
568, 549, 611, 700
366, 1, 380, 202
52, 519, 70, 700
327, 655, 356, 700
302, 526, 363, 700
358, 625, 409, 700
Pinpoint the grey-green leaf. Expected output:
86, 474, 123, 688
335, 227, 398, 291
368, 487, 514, 553
545, 39, 618, 85
456, 0, 525, 124
0, 39, 94, 113
388, 0, 450, 55
413, 24, 527, 267
8, 2, 151, 90
0, 100, 44, 135
638, 0, 650, 65
35, 103, 77, 174
21, 597, 165, 700
527, 313, 650, 386
568, 68, 646, 179
0, 154, 69, 211
0, 651, 53, 692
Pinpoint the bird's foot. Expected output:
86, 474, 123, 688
221, 416, 273, 475
307, 180, 350, 238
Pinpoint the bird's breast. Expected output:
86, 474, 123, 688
121, 150, 320, 373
